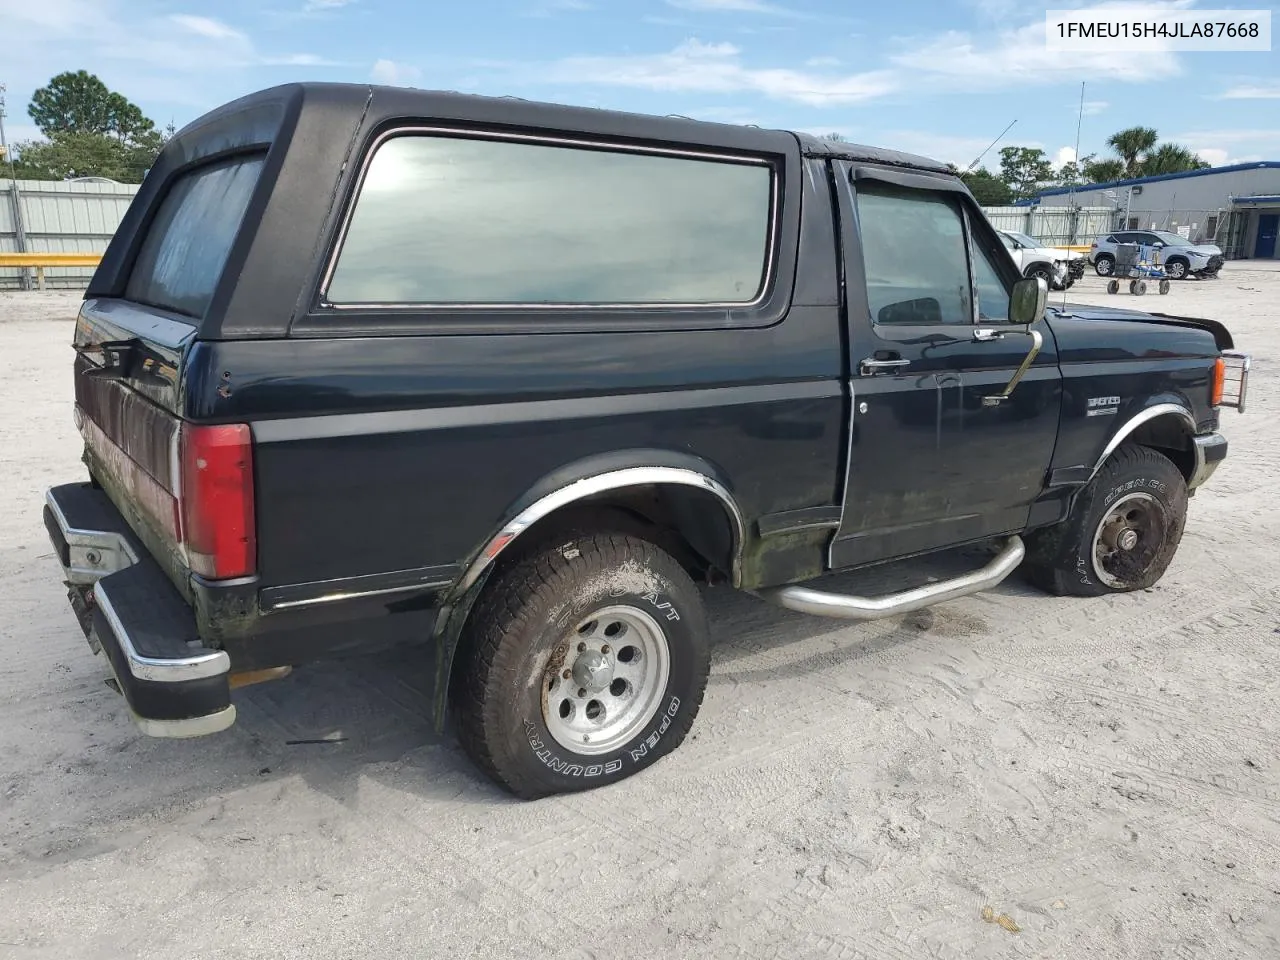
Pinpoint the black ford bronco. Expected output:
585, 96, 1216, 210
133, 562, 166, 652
43, 83, 1250, 798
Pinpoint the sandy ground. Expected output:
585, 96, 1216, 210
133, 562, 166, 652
1, 266, 1278, 960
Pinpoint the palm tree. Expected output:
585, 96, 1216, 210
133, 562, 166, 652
1106, 126, 1159, 177
1082, 157, 1125, 183
1141, 143, 1210, 175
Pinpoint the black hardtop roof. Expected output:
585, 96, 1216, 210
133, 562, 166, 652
178, 81, 953, 176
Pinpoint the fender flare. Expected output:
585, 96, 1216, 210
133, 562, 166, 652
426, 453, 745, 732
454, 459, 746, 596
1087, 401, 1196, 482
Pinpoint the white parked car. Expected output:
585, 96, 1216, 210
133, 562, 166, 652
1088, 230, 1225, 280
997, 230, 1087, 290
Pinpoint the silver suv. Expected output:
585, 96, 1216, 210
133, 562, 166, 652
1090, 229, 1225, 280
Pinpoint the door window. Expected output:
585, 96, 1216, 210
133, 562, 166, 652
855, 183, 971, 326
971, 238, 1014, 322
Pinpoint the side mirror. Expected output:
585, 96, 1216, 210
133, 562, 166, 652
1009, 276, 1048, 325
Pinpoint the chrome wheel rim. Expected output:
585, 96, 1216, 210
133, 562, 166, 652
543, 605, 671, 756
1096, 258, 1113, 276
1091, 492, 1167, 589
1168, 261, 1186, 279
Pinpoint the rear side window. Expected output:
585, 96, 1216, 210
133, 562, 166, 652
325, 134, 774, 306
126, 154, 265, 319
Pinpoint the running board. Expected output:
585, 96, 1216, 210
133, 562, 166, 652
760, 536, 1025, 621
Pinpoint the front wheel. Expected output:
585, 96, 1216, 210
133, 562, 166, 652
452, 531, 710, 799
1023, 444, 1188, 598
1107, 279, 1120, 295
1027, 264, 1055, 289
1095, 255, 1115, 277
1165, 258, 1189, 280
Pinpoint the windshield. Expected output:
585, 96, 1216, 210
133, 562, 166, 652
1152, 230, 1189, 245
1008, 231, 1040, 248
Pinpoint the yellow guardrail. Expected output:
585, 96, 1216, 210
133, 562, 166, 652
0, 252, 103, 290
1051, 245, 1093, 253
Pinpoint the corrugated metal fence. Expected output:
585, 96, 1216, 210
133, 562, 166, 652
981, 205, 1119, 246
3, 179, 1121, 292
1, 179, 138, 290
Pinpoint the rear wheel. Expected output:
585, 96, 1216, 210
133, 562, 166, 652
1159, 279, 1171, 295
1107, 279, 1120, 295
451, 530, 710, 799
1023, 444, 1188, 598
1094, 255, 1115, 277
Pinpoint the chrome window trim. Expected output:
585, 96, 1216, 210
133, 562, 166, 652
317, 125, 782, 312
456, 467, 746, 593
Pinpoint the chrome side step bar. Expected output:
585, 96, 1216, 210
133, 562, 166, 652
760, 536, 1025, 621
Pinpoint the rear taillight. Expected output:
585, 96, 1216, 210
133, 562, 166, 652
1211, 357, 1225, 407
180, 423, 256, 580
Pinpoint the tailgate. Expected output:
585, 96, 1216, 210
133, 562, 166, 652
73, 299, 195, 595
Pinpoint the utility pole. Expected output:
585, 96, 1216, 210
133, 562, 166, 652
0, 82, 32, 290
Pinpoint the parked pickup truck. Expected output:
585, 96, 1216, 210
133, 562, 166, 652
43, 83, 1251, 799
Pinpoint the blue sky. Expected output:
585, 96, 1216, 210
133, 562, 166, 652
2, 0, 1277, 171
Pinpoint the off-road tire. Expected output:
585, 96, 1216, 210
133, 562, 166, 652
1094, 255, 1115, 277
451, 531, 710, 799
1023, 444, 1188, 598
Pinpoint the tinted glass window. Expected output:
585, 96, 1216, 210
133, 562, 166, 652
125, 154, 265, 319
326, 135, 773, 305
972, 238, 1012, 322
855, 184, 971, 325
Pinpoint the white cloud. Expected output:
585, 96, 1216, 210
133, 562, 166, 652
263, 53, 347, 66
667, 0, 792, 12
170, 14, 249, 44
1174, 129, 1280, 146
1054, 146, 1077, 167
1191, 148, 1264, 167
371, 59, 422, 87
805, 56, 841, 67
525, 0, 592, 16
1080, 99, 1108, 115
1172, 129, 1279, 167
544, 39, 897, 106
0, 0, 105, 33
891, 21, 1181, 88
304, 0, 356, 8
1219, 84, 1280, 99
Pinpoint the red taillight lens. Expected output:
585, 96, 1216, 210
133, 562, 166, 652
180, 423, 256, 580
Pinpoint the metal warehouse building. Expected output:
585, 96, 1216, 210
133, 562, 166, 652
1025, 161, 1280, 261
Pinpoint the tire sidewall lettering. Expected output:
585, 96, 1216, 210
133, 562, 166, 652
523, 694, 685, 776
1102, 476, 1166, 508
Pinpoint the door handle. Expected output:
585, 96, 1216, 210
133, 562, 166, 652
972, 328, 1005, 342
859, 357, 910, 376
